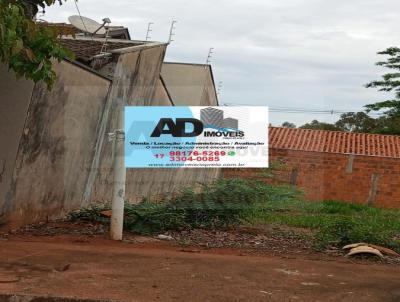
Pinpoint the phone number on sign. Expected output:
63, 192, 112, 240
153, 151, 230, 162
170, 150, 225, 162
171, 156, 220, 162
170, 151, 227, 156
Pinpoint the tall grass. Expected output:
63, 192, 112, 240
71, 179, 297, 235
248, 199, 400, 251
70, 178, 400, 251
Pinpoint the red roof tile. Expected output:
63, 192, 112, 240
269, 127, 400, 158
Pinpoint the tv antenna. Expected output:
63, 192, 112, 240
69, 15, 112, 68
68, 15, 110, 36
145, 22, 154, 41
217, 81, 223, 95
206, 47, 214, 64
168, 20, 178, 43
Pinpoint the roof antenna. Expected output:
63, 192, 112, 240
145, 22, 154, 41
206, 47, 214, 64
168, 20, 178, 43
217, 81, 223, 95
95, 17, 111, 35
68, 15, 110, 36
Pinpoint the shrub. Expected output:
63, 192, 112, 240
317, 200, 376, 215
71, 178, 296, 235
314, 216, 400, 251
125, 178, 275, 234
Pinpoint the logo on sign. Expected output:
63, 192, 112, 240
151, 107, 244, 138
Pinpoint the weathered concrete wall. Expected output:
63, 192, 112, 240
0, 65, 34, 224
91, 45, 221, 203
152, 77, 173, 106
5, 61, 111, 227
0, 44, 222, 228
161, 63, 218, 106
200, 67, 219, 106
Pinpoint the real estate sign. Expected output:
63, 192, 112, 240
125, 106, 268, 168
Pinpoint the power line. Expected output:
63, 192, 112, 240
221, 103, 383, 116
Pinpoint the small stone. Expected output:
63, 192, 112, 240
54, 264, 70, 272
301, 282, 320, 286
157, 234, 174, 241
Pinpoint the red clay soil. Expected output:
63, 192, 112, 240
0, 234, 399, 302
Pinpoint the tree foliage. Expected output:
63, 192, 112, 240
299, 112, 400, 135
19, 0, 65, 19
334, 112, 378, 133
281, 121, 296, 128
365, 47, 400, 116
0, 0, 72, 89
300, 120, 341, 131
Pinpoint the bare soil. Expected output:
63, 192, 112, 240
0, 222, 399, 302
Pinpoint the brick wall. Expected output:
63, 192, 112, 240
224, 149, 400, 208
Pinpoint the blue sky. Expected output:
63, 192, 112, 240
44, 0, 399, 126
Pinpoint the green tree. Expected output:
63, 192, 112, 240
374, 115, 400, 135
0, 0, 72, 89
365, 47, 400, 116
281, 121, 296, 128
300, 120, 341, 131
334, 112, 378, 133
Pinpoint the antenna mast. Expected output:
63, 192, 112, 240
217, 81, 223, 95
168, 20, 178, 43
206, 47, 214, 64
145, 22, 154, 41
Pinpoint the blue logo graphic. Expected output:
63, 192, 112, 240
125, 107, 196, 168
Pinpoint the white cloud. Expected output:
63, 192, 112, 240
43, 0, 399, 125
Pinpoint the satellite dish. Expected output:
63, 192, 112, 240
68, 15, 107, 35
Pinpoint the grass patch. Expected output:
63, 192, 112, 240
71, 179, 400, 252
249, 199, 400, 251
71, 178, 295, 235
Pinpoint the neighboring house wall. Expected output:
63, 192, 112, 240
161, 63, 218, 106
0, 65, 34, 222
4, 61, 111, 227
225, 149, 400, 208
0, 42, 221, 229
91, 43, 171, 202
91, 45, 221, 203
152, 77, 173, 106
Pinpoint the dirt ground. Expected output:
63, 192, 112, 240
0, 230, 399, 302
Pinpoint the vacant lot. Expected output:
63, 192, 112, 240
70, 178, 400, 252
2, 179, 400, 301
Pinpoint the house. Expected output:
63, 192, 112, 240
226, 127, 400, 208
0, 26, 219, 228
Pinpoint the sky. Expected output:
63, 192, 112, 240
43, 0, 399, 126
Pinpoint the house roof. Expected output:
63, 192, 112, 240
59, 38, 142, 62
269, 127, 400, 158
40, 22, 131, 40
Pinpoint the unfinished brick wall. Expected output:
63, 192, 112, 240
224, 149, 400, 208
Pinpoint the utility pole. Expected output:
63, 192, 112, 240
109, 98, 126, 241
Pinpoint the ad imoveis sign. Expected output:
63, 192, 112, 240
125, 106, 269, 168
